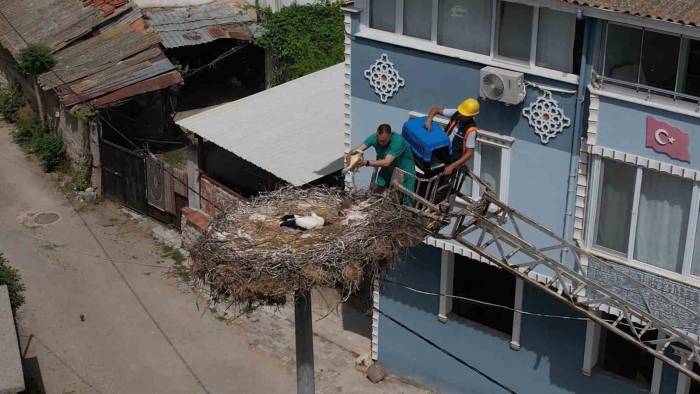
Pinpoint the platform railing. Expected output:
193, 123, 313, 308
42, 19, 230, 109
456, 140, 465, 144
387, 166, 700, 383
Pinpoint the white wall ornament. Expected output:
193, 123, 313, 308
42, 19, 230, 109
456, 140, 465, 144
522, 90, 571, 144
364, 53, 405, 104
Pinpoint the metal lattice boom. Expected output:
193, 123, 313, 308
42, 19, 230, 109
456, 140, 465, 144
389, 169, 700, 383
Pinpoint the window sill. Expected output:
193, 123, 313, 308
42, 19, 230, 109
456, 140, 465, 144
582, 246, 700, 289
589, 83, 700, 119
355, 28, 580, 85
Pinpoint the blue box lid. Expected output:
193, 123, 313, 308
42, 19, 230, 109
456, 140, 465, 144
402, 116, 451, 163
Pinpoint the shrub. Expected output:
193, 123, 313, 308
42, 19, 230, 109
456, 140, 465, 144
0, 253, 25, 310
0, 81, 25, 122
70, 173, 90, 192
32, 132, 65, 172
12, 111, 45, 147
17, 43, 56, 76
256, 2, 344, 84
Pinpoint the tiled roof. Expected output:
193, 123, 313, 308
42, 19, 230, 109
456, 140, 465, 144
0, 0, 182, 108
561, 0, 700, 27
143, 1, 257, 48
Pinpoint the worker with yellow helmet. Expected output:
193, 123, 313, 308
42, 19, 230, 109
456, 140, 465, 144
424, 98, 480, 176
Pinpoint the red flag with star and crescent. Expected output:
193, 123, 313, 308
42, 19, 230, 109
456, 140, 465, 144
646, 116, 691, 163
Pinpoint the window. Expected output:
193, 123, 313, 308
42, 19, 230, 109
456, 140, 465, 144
634, 169, 692, 273
437, 0, 492, 55
591, 159, 700, 278
370, 0, 396, 32
479, 143, 502, 196
601, 22, 700, 100
461, 136, 511, 202
403, 0, 432, 40
452, 255, 515, 335
496, 2, 533, 62
594, 159, 635, 255
690, 363, 700, 393
536, 8, 579, 73
366, 1, 583, 75
597, 312, 656, 387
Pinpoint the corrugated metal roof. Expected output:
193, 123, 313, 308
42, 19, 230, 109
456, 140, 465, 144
0, 0, 183, 108
561, 0, 700, 27
144, 2, 256, 48
177, 64, 345, 186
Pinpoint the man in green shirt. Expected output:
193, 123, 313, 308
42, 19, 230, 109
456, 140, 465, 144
348, 124, 416, 197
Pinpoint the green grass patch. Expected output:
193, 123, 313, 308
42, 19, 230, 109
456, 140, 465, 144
0, 253, 25, 310
162, 147, 187, 168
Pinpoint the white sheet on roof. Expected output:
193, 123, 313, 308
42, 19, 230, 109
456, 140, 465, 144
177, 64, 345, 186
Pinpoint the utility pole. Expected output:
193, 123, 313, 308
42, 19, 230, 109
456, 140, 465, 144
294, 290, 315, 394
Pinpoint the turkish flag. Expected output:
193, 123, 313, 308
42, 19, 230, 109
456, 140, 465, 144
646, 116, 691, 163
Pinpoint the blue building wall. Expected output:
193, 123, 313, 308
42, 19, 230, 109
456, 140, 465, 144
350, 36, 580, 270
596, 95, 700, 169
379, 245, 675, 394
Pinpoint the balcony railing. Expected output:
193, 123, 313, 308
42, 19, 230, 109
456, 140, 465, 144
593, 72, 700, 112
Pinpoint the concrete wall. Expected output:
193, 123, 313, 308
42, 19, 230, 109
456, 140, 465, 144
596, 95, 700, 169
378, 245, 678, 394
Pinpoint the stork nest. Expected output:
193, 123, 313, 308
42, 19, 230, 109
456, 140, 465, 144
188, 186, 428, 307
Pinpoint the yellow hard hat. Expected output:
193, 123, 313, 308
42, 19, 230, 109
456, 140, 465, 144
457, 98, 480, 117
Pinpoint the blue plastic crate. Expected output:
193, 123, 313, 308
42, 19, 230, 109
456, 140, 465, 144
401, 116, 451, 165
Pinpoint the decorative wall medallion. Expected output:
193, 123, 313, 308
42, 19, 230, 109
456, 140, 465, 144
364, 53, 405, 103
522, 90, 571, 144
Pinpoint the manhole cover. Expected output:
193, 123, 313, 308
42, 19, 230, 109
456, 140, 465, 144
34, 212, 60, 225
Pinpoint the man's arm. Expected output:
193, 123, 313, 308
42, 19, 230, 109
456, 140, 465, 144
365, 154, 396, 168
424, 106, 445, 130
444, 148, 473, 175
444, 128, 477, 175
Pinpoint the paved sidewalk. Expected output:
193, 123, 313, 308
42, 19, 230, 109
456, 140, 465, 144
0, 123, 430, 394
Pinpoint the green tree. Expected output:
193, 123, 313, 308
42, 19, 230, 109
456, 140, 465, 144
256, 2, 344, 85
17, 43, 56, 121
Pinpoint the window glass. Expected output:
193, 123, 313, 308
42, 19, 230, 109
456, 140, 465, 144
604, 24, 642, 83
690, 362, 700, 393
692, 211, 700, 277
497, 2, 533, 61
404, 0, 432, 40
437, 0, 492, 55
634, 170, 692, 273
480, 143, 501, 197
682, 39, 700, 96
640, 31, 681, 91
459, 156, 474, 197
453, 255, 515, 335
598, 312, 656, 387
595, 160, 635, 254
370, 0, 396, 32
536, 8, 576, 73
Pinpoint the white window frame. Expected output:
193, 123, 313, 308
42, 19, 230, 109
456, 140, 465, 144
438, 249, 523, 349
358, 0, 581, 84
585, 156, 700, 284
598, 21, 700, 105
582, 317, 665, 392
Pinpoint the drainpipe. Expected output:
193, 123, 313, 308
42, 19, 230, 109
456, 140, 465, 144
562, 15, 596, 249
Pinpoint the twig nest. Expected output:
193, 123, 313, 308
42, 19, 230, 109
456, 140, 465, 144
188, 186, 428, 308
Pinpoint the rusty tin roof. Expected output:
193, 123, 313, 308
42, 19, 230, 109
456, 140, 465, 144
0, 0, 182, 108
143, 1, 257, 48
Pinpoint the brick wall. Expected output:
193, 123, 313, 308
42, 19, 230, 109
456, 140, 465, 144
180, 207, 210, 250
199, 174, 245, 215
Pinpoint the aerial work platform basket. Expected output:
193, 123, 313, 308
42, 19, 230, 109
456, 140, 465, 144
386, 166, 700, 383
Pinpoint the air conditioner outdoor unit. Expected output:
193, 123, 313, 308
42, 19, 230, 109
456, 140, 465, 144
480, 66, 526, 105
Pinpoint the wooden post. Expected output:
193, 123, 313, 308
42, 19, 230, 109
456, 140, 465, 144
294, 290, 315, 394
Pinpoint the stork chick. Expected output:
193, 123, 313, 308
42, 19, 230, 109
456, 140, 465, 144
279, 212, 325, 231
